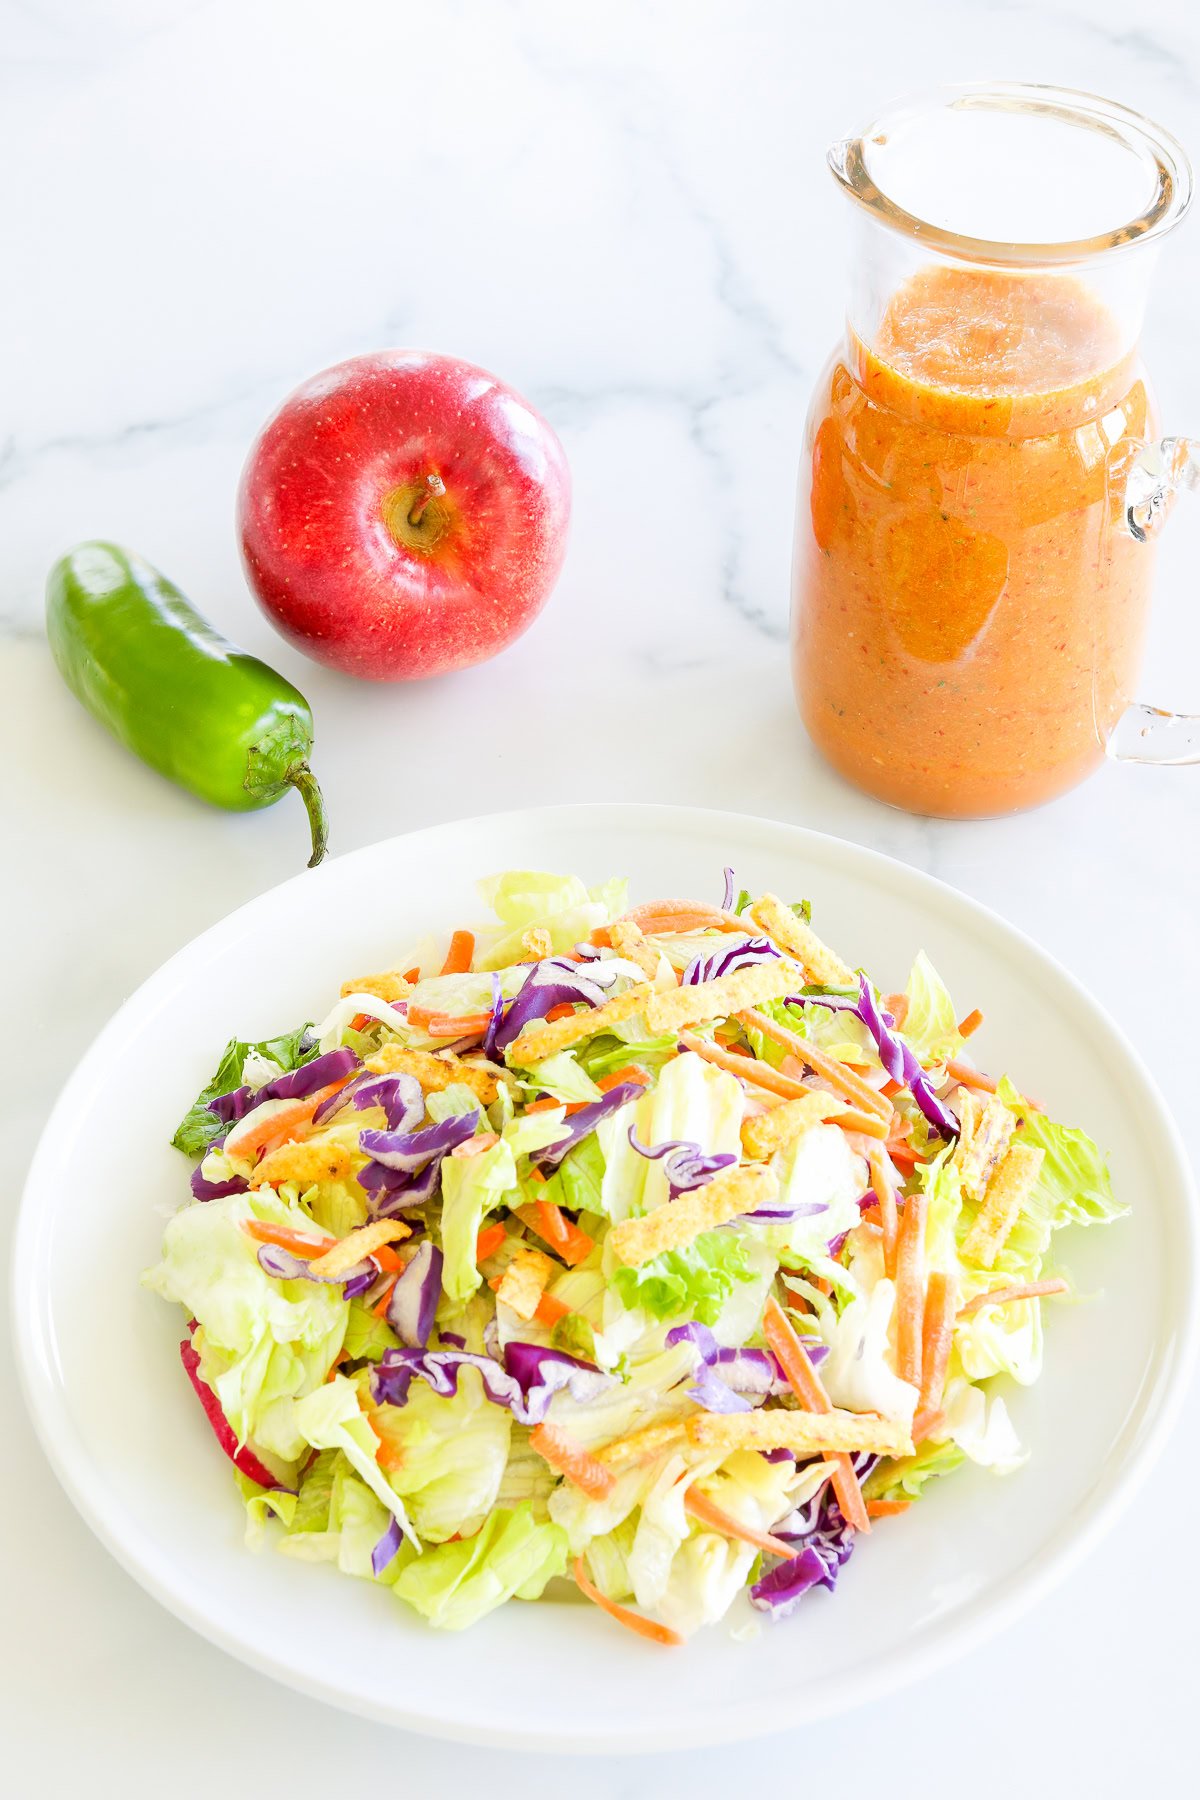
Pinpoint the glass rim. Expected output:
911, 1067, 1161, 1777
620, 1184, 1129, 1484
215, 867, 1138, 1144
829, 82, 1193, 266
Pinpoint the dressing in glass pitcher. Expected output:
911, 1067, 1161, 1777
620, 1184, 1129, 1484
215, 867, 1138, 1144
792, 85, 1198, 816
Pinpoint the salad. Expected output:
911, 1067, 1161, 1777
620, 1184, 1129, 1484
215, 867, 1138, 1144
145, 868, 1125, 1644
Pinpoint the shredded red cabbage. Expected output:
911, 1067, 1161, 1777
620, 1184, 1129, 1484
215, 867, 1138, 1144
666, 1320, 820, 1412
359, 1111, 481, 1215
853, 978, 959, 1137
255, 1241, 376, 1290
531, 1083, 643, 1169
748, 1451, 877, 1618
627, 1127, 737, 1198
312, 1069, 426, 1131
207, 1047, 361, 1127
681, 937, 781, 987
189, 1147, 247, 1202
342, 1265, 380, 1300
790, 979, 959, 1138
386, 1241, 442, 1348
721, 867, 737, 912
492, 960, 607, 1056
370, 1341, 613, 1424
370, 1513, 403, 1577
481, 972, 506, 1060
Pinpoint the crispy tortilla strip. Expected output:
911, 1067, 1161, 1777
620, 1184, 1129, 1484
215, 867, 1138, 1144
493, 1246, 557, 1322
249, 1138, 361, 1189
686, 1407, 912, 1458
307, 1219, 411, 1279
608, 1164, 778, 1268
740, 1091, 847, 1160
520, 927, 553, 959
505, 984, 654, 1066
609, 919, 664, 981
747, 893, 855, 986
961, 1141, 1045, 1268
364, 1042, 503, 1103
339, 970, 413, 1004
594, 1419, 690, 1472
953, 1093, 1017, 1202
643, 958, 804, 1034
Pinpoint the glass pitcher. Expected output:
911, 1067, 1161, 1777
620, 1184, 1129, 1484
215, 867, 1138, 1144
791, 84, 1198, 818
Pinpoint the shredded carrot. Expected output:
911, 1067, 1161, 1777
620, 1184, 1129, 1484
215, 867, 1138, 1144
452, 1131, 500, 1159
946, 1057, 998, 1095
739, 1009, 893, 1121
880, 1077, 903, 1099
622, 899, 743, 934
375, 1439, 404, 1473
527, 1167, 548, 1184
588, 927, 612, 949
680, 1031, 883, 1136
894, 1191, 928, 1389
439, 930, 475, 976
543, 1002, 578, 1023
475, 1222, 506, 1261
224, 1076, 353, 1160
762, 1295, 871, 1534
918, 1270, 957, 1417
407, 1005, 492, 1038
867, 1145, 899, 1279
430, 1012, 491, 1038
242, 1220, 334, 1258
403, 966, 421, 983
911, 1406, 947, 1444
534, 1291, 571, 1326
524, 1095, 564, 1114
957, 1008, 984, 1040
596, 1066, 650, 1092
831, 1106, 890, 1139
881, 992, 910, 1029
530, 1423, 616, 1499
373, 1245, 404, 1274
885, 1109, 916, 1152
684, 1486, 797, 1558
572, 1556, 683, 1646
518, 1200, 593, 1266
958, 1277, 1068, 1320
371, 1277, 398, 1318
865, 1497, 911, 1518
350, 1012, 371, 1033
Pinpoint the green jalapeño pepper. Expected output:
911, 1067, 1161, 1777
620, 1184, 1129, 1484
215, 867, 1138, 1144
46, 542, 328, 866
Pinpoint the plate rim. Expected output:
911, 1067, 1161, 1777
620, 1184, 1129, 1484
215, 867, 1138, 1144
12, 801, 1200, 1752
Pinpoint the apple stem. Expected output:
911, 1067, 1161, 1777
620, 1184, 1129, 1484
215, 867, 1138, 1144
407, 473, 446, 527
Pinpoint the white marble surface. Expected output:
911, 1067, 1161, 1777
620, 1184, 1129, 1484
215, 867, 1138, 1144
6, 0, 1200, 1788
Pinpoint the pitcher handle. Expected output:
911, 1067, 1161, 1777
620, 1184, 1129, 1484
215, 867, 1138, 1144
1111, 436, 1200, 764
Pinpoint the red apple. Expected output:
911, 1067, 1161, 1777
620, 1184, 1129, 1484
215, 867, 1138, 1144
237, 350, 571, 680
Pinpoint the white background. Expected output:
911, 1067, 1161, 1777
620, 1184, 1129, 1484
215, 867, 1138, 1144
5, 0, 1200, 1791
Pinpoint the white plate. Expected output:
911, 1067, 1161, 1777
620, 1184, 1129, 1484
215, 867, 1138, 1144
13, 804, 1198, 1751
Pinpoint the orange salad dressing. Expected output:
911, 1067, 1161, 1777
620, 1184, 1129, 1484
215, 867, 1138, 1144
792, 265, 1154, 816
